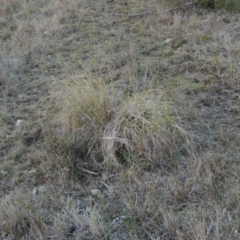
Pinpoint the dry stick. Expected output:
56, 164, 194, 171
103, 1, 197, 18
82, 168, 99, 175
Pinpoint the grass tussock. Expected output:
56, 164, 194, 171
0, 189, 48, 238
49, 75, 182, 169
0, 188, 109, 239
102, 90, 175, 167
47, 76, 121, 162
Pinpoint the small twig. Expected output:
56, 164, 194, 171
82, 168, 99, 175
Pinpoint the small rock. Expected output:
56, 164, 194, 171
112, 215, 127, 226
91, 189, 104, 199
25, 169, 37, 175
163, 38, 173, 43
5, 135, 13, 139
43, 30, 50, 35
15, 119, 24, 127
1, 170, 7, 175
33, 185, 46, 195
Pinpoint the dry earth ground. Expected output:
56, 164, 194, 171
0, 0, 240, 239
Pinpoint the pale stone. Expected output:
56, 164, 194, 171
91, 189, 104, 199
15, 119, 24, 127
163, 38, 173, 43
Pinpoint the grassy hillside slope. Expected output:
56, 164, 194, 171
0, 0, 240, 239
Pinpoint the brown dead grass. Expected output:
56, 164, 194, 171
0, 0, 240, 239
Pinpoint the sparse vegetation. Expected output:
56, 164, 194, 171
0, 0, 240, 239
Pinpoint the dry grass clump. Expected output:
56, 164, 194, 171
105, 150, 240, 239
48, 75, 181, 169
0, 0, 80, 84
102, 90, 174, 167
0, 187, 108, 239
50, 197, 107, 240
0, 189, 48, 238
48, 76, 121, 161
0, 48, 23, 96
